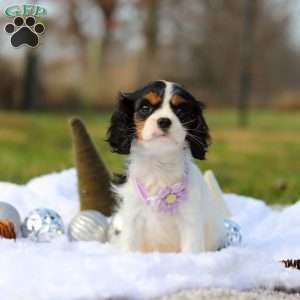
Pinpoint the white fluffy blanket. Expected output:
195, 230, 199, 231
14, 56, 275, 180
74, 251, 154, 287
0, 169, 299, 300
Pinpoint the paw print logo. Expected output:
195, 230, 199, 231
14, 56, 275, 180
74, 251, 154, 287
4, 16, 45, 48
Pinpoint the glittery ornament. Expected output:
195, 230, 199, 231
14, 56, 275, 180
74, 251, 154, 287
68, 210, 109, 242
21, 208, 64, 242
223, 219, 242, 248
0, 202, 21, 237
0, 219, 16, 239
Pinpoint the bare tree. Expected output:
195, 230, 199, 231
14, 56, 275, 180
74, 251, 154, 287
136, 0, 160, 82
0, 59, 16, 109
94, 0, 118, 64
21, 49, 39, 110
238, 0, 257, 127
21, 0, 39, 111
143, 0, 159, 60
67, 0, 88, 68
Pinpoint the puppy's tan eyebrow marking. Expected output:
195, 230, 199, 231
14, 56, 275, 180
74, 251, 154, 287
171, 94, 185, 106
144, 92, 161, 105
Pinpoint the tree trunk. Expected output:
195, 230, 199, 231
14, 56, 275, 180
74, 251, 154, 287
21, 49, 39, 111
95, 0, 117, 66
138, 0, 159, 82
238, 0, 257, 127
144, 0, 159, 60
101, 15, 114, 65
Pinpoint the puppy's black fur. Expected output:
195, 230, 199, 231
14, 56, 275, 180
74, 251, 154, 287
106, 92, 135, 154
172, 83, 210, 160
106, 81, 210, 159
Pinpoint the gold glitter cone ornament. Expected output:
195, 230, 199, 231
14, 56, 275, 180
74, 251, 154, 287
70, 117, 115, 217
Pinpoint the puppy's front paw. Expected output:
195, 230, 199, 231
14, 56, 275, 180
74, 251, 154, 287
181, 240, 204, 253
180, 225, 205, 253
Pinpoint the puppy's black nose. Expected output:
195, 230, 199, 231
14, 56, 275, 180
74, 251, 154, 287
157, 118, 172, 130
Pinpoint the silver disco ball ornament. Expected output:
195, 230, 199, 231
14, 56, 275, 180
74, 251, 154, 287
223, 219, 242, 248
68, 210, 109, 242
0, 202, 21, 236
21, 208, 65, 242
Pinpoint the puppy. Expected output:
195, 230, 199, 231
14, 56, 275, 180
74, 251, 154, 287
107, 80, 228, 253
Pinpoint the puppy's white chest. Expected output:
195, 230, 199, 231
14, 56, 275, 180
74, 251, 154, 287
139, 208, 181, 252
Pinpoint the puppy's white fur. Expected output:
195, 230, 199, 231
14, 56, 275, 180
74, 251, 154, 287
110, 81, 227, 253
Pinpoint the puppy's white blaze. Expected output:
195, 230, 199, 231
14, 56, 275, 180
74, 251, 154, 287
151, 81, 173, 118
162, 81, 174, 104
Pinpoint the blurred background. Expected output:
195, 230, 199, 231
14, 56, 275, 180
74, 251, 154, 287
0, 0, 299, 204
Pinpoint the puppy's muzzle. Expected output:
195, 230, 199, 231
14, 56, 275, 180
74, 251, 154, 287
157, 118, 172, 132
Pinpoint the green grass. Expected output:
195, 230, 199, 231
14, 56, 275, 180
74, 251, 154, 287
0, 109, 299, 205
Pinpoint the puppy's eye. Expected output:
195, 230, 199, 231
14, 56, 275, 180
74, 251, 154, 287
139, 104, 152, 114
174, 106, 185, 117
175, 107, 183, 114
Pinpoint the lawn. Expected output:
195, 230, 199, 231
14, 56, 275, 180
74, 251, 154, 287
0, 109, 299, 205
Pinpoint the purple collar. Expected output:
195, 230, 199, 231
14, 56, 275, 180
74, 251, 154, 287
133, 162, 188, 214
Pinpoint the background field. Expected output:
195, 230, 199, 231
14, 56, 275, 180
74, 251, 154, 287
1, 109, 299, 205
1, 2, 300, 207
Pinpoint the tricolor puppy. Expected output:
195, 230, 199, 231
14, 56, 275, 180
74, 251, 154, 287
107, 80, 228, 253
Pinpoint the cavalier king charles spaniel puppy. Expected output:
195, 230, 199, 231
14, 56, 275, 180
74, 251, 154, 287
107, 80, 229, 253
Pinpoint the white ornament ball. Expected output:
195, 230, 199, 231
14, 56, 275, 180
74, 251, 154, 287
68, 210, 109, 242
0, 202, 21, 236
21, 208, 65, 242
223, 219, 242, 248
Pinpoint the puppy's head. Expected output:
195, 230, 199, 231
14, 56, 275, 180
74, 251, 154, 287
106, 80, 210, 159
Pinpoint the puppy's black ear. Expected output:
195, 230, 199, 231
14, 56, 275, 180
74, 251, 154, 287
187, 102, 210, 160
106, 93, 135, 154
